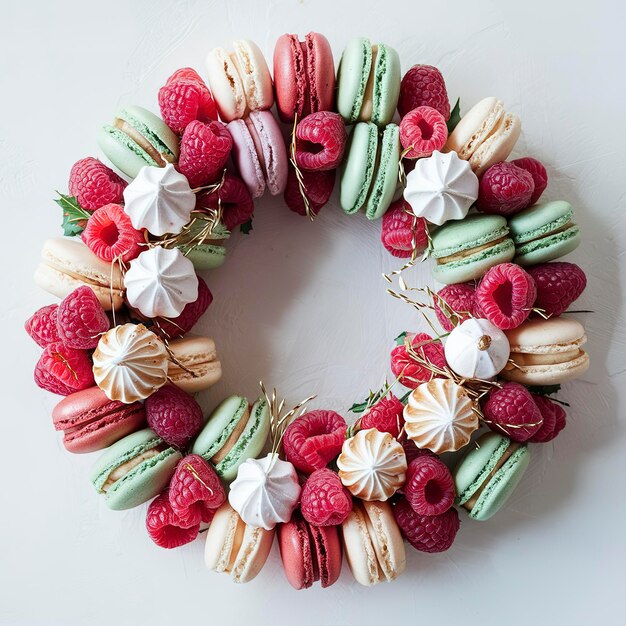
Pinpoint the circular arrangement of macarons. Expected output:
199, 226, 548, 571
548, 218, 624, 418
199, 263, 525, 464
26, 32, 589, 588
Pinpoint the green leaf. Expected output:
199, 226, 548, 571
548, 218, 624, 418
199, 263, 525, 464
447, 98, 461, 134
348, 399, 370, 414
240, 219, 253, 234
394, 331, 407, 346
527, 384, 562, 396
55, 192, 91, 237
399, 390, 411, 404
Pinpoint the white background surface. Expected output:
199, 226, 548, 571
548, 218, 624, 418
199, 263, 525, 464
1, 0, 625, 624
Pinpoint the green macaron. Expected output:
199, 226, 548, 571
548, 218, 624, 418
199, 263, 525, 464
98, 105, 180, 179
431, 213, 515, 284
454, 432, 530, 521
508, 200, 581, 266
90, 428, 182, 511
340, 122, 400, 219
191, 395, 270, 481
177, 221, 230, 269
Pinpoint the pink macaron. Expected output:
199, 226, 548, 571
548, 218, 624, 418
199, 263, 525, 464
227, 110, 288, 198
52, 386, 146, 453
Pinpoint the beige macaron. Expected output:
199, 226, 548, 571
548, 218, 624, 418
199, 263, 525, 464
204, 502, 274, 583
341, 500, 406, 586
445, 96, 521, 176
34, 237, 124, 310
501, 316, 590, 385
167, 335, 222, 393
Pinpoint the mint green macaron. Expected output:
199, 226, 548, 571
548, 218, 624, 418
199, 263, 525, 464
337, 37, 401, 127
508, 200, 581, 266
90, 428, 182, 511
177, 221, 230, 270
98, 105, 180, 179
431, 213, 515, 284
191, 395, 270, 481
340, 122, 400, 219
454, 432, 530, 521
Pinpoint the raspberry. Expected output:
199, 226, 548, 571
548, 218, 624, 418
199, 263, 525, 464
25, 304, 61, 348
56, 286, 110, 350
145, 384, 203, 448
34, 342, 94, 395
284, 166, 335, 216
404, 456, 455, 516
178, 120, 232, 188
390, 333, 446, 389
476, 263, 537, 330
529, 395, 567, 443
482, 382, 543, 442
399, 106, 448, 159
398, 65, 450, 120
68, 157, 126, 211
195, 172, 254, 230
381, 199, 428, 258
434, 283, 479, 332
393, 498, 459, 553
402, 440, 437, 465
360, 394, 405, 438
300, 468, 352, 526
168, 455, 226, 526
158, 68, 218, 134
511, 157, 548, 206
295, 112, 347, 171
476, 162, 535, 216
81, 203, 143, 262
283, 410, 347, 474
527, 262, 587, 317
146, 490, 199, 549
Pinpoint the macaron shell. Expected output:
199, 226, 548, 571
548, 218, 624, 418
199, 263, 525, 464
273, 34, 307, 121
501, 350, 589, 385
310, 524, 342, 588
363, 500, 405, 582
117, 105, 179, 159
340, 122, 378, 214
305, 32, 335, 115
505, 317, 586, 353
227, 118, 266, 198
509, 201, 574, 242
177, 243, 226, 270
431, 214, 510, 255
167, 335, 222, 394
470, 112, 521, 176
515, 225, 581, 266
278, 518, 315, 589
249, 110, 288, 195
341, 502, 381, 585
337, 37, 373, 124
233, 523, 275, 583
206, 47, 247, 122
369, 44, 401, 127
365, 123, 400, 219
232, 39, 274, 111
98, 125, 157, 178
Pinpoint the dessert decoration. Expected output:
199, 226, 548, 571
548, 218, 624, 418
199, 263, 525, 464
300, 468, 352, 526
398, 64, 450, 120
399, 107, 448, 159
35, 342, 95, 395
295, 111, 347, 171
380, 199, 429, 258
433, 283, 480, 332
403, 150, 479, 225
359, 394, 405, 438
529, 395, 567, 443
476, 161, 536, 216
56, 286, 110, 350
390, 331, 446, 388
92, 323, 169, 403
69, 157, 126, 210
25, 304, 61, 348
284, 167, 336, 216
527, 262, 587, 317
146, 490, 200, 549
510, 157, 548, 205
404, 455, 456, 516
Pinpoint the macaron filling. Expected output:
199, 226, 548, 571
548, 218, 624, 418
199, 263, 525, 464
512, 211, 575, 245
456, 100, 504, 159
211, 405, 251, 464
113, 118, 171, 166
358, 44, 378, 122
101, 446, 166, 491
436, 235, 510, 265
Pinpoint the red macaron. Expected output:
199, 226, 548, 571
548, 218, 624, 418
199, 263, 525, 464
273, 32, 335, 123
52, 386, 146, 453
278, 513, 342, 589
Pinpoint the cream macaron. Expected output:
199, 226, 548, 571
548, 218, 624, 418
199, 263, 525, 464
166, 335, 222, 393
501, 317, 589, 385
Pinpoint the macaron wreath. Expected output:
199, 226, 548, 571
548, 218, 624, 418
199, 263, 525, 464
25, 34, 590, 588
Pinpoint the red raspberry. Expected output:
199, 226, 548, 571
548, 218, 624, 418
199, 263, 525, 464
434, 283, 479, 332
404, 456, 455, 516
360, 394, 405, 438
511, 157, 548, 206
381, 199, 428, 258
146, 490, 199, 549
81, 203, 143, 262
527, 262, 587, 317
34, 342, 94, 395
158, 68, 218, 134
398, 65, 450, 120
393, 498, 459, 553
476, 162, 535, 216
283, 410, 347, 474
168, 455, 226, 526
56, 286, 110, 350
196, 172, 254, 230
399, 106, 448, 159
402, 440, 437, 465
476, 263, 537, 330
284, 166, 335, 216
295, 112, 347, 171
25, 304, 61, 348
390, 333, 446, 389
300, 468, 352, 526
178, 120, 232, 188
482, 382, 543, 442
529, 395, 567, 443
68, 157, 127, 211
145, 384, 203, 448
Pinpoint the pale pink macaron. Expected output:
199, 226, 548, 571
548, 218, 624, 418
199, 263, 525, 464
227, 110, 288, 198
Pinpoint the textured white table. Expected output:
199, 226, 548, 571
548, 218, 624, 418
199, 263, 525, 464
1, 0, 624, 623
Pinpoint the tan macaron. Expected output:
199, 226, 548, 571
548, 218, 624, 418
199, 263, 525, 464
167, 335, 222, 393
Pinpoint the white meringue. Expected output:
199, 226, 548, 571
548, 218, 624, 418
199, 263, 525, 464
123, 164, 196, 236
92, 323, 168, 403
337, 428, 406, 501
444, 318, 510, 379
228, 453, 301, 530
403, 150, 478, 226
124, 246, 198, 318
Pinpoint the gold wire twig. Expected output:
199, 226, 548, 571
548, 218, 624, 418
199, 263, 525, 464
185, 463, 214, 497
288, 113, 316, 222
